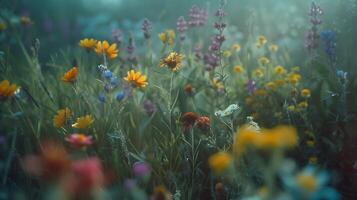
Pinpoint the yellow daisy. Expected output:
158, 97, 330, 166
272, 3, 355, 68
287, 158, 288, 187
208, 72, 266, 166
124, 70, 148, 88
94, 40, 118, 59
159, 52, 184, 71
53, 108, 73, 128
72, 115, 94, 129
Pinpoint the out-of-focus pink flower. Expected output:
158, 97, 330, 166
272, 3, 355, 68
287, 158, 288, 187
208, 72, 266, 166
133, 161, 151, 177
64, 157, 104, 197
65, 133, 93, 149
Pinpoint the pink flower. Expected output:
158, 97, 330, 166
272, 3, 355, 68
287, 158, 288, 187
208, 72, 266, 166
65, 133, 93, 148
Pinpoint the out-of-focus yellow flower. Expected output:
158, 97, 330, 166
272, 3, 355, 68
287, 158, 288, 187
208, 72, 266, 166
254, 89, 268, 96
306, 140, 315, 147
0, 22, 7, 31
232, 43, 241, 52
275, 79, 286, 86
208, 152, 232, 174
159, 52, 184, 71
256, 35, 267, 48
61, 67, 78, 83
0, 80, 18, 99
53, 108, 73, 128
258, 56, 270, 65
211, 78, 224, 91
124, 70, 148, 88
269, 44, 279, 52
233, 65, 244, 73
253, 69, 264, 78
72, 115, 94, 129
287, 73, 302, 85
151, 186, 172, 200
301, 89, 311, 98
296, 173, 317, 192
298, 101, 308, 109
223, 50, 232, 57
265, 82, 277, 91
158, 29, 175, 46
20, 16, 33, 25
94, 40, 118, 59
274, 65, 286, 75
234, 125, 298, 158
79, 38, 97, 50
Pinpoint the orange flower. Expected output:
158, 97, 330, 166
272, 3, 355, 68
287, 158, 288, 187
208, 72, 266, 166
0, 79, 18, 99
79, 38, 97, 50
62, 67, 78, 83
181, 112, 199, 129
123, 70, 148, 88
94, 41, 118, 59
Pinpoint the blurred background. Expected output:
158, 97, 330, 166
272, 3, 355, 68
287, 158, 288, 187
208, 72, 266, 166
1, 0, 357, 71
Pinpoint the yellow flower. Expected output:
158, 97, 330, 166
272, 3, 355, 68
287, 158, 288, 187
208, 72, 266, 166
61, 67, 78, 83
233, 125, 259, 157
208, 152, 232, 174
245, 96, 253, 105
158, 29, 175, 46
124, 70, 148, 88
254, 89, 268, 96
253, 69, 264, 78
0, 80, 18, 99
0, 22, 7, 31
94, 40, 118, 59
223, 50, 232, 57
159, 52, 184, 71
287, 73, 301, 85
275, 79, 286, 86
274, 65, 286, 75
72, 115, 94, 129
53, 108, 73, 128
298, 101, 308, 109
265, 82, 277, 91
79, 38, 97, 50
258, 56, 270, 65
256, 35, 267, 48
232, 43, 241, 52
296, 173, 317, 192
233, 65, 244, 73
301, 89, 311, 98
306, 140, 315, 147
211, 78, 224, 91
269, 44, 279, 52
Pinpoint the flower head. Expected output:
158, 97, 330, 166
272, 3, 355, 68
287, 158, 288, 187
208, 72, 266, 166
234, 65, 244, 73
65, 133, 93, 148
196, 116, 210, 131
62, 67, 78, 83
258, 56, 270, 65
269, 44, 279, 52
0, 80, 19, 100
301, 89, 311, 98
159, 52, 184, 71
256, 35, 267, 48
158, 30, 175, 46
79, 38, 97, 50
132, 161, 151, 177
274, 65, 286, 75
150, 186, 172, 200
208, 152, 232, 174
232, 43, 241, 52
124, 70, 148, 88
181, 112, 199, 129
53, 108, 73, 128
253, 69, 264, 78
72, 115, 94, 129
94, 41, 118, 59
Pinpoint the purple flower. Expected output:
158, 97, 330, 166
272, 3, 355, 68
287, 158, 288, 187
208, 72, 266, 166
305, 2, 324, 52
132, 161, 151, 177
188, 5, 208, 27
111, 29, 123, 46
177, 16, 188, 41
245, 80, 256, 95
143, 99, 157, 116
141, 18, 152, 39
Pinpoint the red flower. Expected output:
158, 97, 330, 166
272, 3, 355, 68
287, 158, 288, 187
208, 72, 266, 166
181, 112, 199, 129
196, 116, 210, 131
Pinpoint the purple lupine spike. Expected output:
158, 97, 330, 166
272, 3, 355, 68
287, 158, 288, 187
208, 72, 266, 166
188, 5, 208, 27
245, 80, 256, 95
112, 29, 123, 46
141, 18, 152, 39
305, 2, 323, 52
177, 16, 188, 41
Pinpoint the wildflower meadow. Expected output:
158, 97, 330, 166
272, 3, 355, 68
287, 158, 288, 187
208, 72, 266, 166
0, 0, 356, 199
